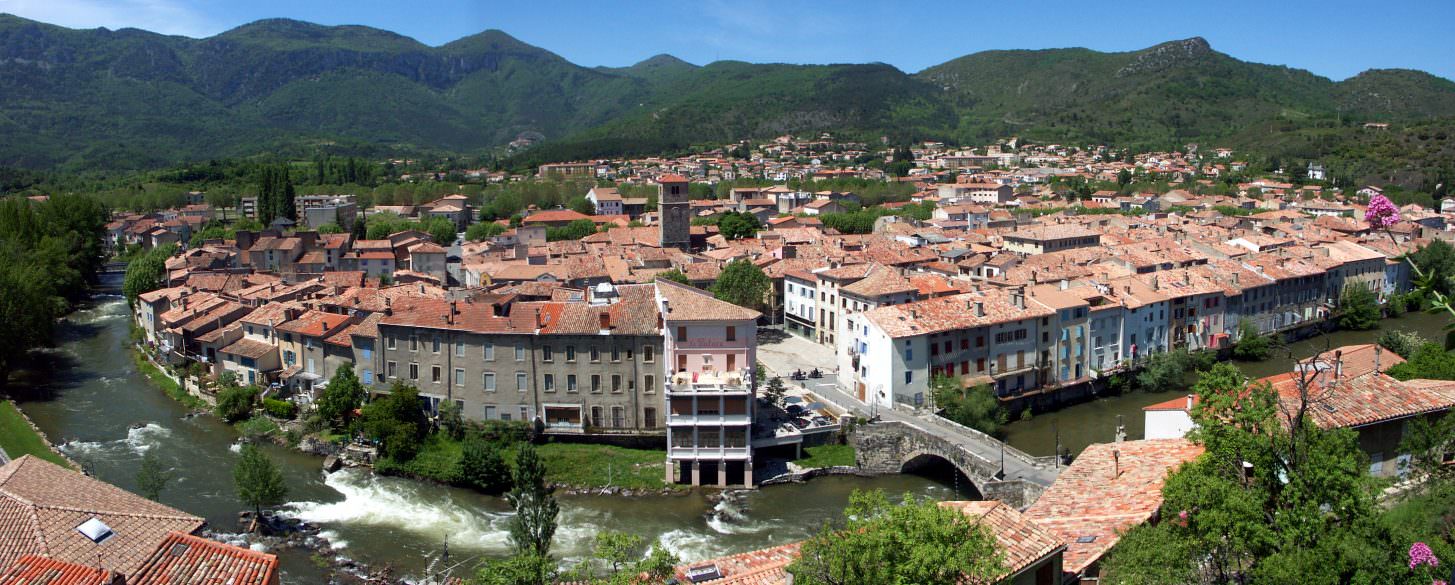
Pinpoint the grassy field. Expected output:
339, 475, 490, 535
0, 401, 71, 467
536, 442, 675, 491
795, 444, 856, 469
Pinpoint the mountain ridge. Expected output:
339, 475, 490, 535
0, 14, 1452, 172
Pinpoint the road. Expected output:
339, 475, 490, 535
756, 330, 1059, 487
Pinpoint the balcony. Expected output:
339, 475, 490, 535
667, 413, 752, 426
666, 371, 751, 395
667, 445, 751, 460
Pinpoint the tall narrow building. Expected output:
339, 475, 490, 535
657, 174, 691, 250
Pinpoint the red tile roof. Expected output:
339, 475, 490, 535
0, 555, 114, 585
129, 532, 278, 585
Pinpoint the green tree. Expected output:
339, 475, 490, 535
710, 259, 770, 311
437, 399, 464, 440
1135, 350, 1195, 392
507, 444, 558, 559
315, 222, 343, 234
122, 244, 176, 305
233, 444, 288, 517
424, 217, 458, 245
546, 219, 597, 242
930, 376, 1007, 435
655, 268, 690, 285
1376, 329, 1427, 359
787, 490, 1005, 585
316, 366, 365, 431
569, 196, 596, 216
0, 259, 61, 389
1336, 286, 1380, 330
717, 211, 762, 240
214, 385, 258, 423
351, 215, 368, 240
764, 376, 786, 406
466, 222, 506, 241
457, 438, 511, 494
1230, 319, 1273, 361
570, 531, 678, 585
360, 382, 430, 460
135, 450, 171, 501
1385, 342, 1455, 380
471, 553, 554, 585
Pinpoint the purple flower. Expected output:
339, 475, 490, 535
1178, 509, 1189, 521
1366, 194, 1401, 229
1410, 541, 1440, 569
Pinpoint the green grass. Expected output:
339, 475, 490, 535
132, 350, 204, 409
235, 416, 281, 440
796, 444, 856, 469
535, 442, 677, 491
0, 401, 72, 468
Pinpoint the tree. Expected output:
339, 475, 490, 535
316, 366, 365, 431
930, 376, 1007, 435
1230, 319, 1273, 361
122, 244, 175, 305
360, 382, 430, 460
717, 211, 762, 240
507, 444, 558, 559
569, 196, 596, 216
438, 399, 464, 440
316, 222, 343, 234
788, 490, 1005, 585
546, 219, 597, 242
1337, 286, 1380, 330
424, 217, 458, 245
655, 268, 690, 285
1376, 329, 1427, 359
572, 531, 678, 585
1134, 350, 1197, 392
233, 444, 288, 517
214, 384, 258, 423
351, 214, 367, 240
135, 450, 170, 501
1386, 342, 1455, 380
1117, 169, 1132, 186
764, 376, 786, 406
466, 222, 506, 241
710, 259, 770, 311
458, 438, 511, 494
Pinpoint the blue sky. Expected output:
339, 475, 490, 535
1, 0, 1451, 80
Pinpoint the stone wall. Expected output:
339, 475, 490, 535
981, 479, 1046, 509
851, 420, 1000, 486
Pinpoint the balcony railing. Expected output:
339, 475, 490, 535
667, 413, 752, 426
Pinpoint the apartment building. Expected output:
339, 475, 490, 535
1002, 225, 1101, 256
658, 279, 760, 488
373, 285, 665, 434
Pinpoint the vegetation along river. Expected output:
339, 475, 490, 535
12, 296, 957, 583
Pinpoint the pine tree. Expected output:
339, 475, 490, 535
507, 444, 558, 558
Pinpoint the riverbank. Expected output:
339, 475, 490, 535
0, 400, 74, 468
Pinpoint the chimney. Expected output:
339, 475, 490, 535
975, 301, 985, 318
1113, 449, 1121, 479
1334, 349, 1343, 381
1152, 275, 1160, 290
1059, 278, 1069, 291
450, 301, 459, 315
910, 308, 918, 319
1231, 272, 1239, 286
1374, 344, 1382, 371
1186, 394, 1194, 410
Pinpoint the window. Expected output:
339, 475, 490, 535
643, 345, 654, 363
363, 369, 374, 384
519, 406, 529, 421
483, 372, 496, 391
387, 335, 396, 350
677, 326, 687, 339
484, 344, 494, 361
904, 343, 913, 361
644, 407, 657, 429
431, 366, 441, 383
611, 374, 622, 393
567, 375, 578, 393
515, 344, 525, 361
432, 337, 441, 353
386, 361, 396, 378
611, 406, 624, 428
454, 368, 463, 386
644, 374, 655, 394
725, 326, 736, 341
516, 372, 527, 391
569, 346, 580, 362
409, 363, 419, 380
484, 405, 496, 419
591, 375, 602, 393
591, 406, 602, 427
589, 347, 599, 362
543, 374, 554, 392
611, 347, 620, 362
625, 347, 634, 360
905, 371, 913, 384
410, 336, 418, 352
455, 341, 464, 357
542, 346, 554, 362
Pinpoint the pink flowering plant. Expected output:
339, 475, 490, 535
1371, 193, 1455, 321
1409, 542, 1444, 584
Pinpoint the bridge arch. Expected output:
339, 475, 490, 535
900, 450, 986, 500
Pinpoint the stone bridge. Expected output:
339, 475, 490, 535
850, 417, 1061, 509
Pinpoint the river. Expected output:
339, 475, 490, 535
1002, 311, 1448, 457
12, 297, 953, 583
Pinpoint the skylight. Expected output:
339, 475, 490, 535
76, 517, 114, 544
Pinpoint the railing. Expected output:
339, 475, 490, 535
666, 413, 752, 425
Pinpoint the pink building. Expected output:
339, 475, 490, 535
656, 279, 760, 487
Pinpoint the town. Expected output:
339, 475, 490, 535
86, 134, 1453, 583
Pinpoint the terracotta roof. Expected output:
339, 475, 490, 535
655, 279, 760, 322
0, 555, 114, 585
671, 542, 800, 585
863, 289, 1054, 338
1024, 439, 1203, 574
0, 457, 204, 577
219, 338, 276, 360
522, 210, 591, 224
129, 532, 278, 585
938, 501, 1065, 580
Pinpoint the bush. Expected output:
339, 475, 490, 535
1377, 329, 1428, 359
214, 385, 258, 423
1337, 286, 1380, 330
1231, 320, 1273, 361
457, 438, 512, 494
262, 398, 297, 419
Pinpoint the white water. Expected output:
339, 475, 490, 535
60, 422, 172, 457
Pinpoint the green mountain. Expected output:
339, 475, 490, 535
0, 14, 1452, 176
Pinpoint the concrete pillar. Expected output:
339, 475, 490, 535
743, 460, 754, 488
717, 461, 728, 488
665, 460, 675, 484
690, 461, 700, 486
